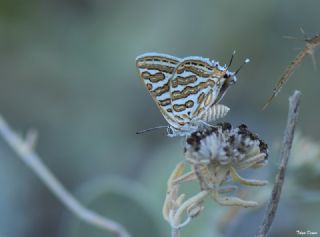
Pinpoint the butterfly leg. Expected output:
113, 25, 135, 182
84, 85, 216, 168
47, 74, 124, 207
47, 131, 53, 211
198, 120, 215, 128
230, 167, 268, 187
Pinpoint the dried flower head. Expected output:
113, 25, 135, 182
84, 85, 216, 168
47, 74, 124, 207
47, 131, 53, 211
163, 123, 269, 230
185, 123, 268, 207
183, 122, 269, 207
185, 122, 268, 169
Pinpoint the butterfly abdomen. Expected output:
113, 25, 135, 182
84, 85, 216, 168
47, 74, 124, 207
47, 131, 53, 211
199, 104, 230, 123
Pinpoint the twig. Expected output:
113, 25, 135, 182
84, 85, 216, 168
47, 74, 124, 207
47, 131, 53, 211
172, 226, 181, 237
0, 115, 131, 237
255, 90, 301, 237
193, 164, 208, 190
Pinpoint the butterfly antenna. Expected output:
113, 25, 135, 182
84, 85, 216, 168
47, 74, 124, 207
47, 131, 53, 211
283, 35, 302, 41
226, 50, 236, 70
136, 125, 168, 135
300, 27, 307, 40
235, 58, 250, 75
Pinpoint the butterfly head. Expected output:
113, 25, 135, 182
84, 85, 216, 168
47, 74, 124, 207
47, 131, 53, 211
211, 69, 236, 104
223, 71, 237, 84
221, 52, 249, 86
214, 57, 249, 103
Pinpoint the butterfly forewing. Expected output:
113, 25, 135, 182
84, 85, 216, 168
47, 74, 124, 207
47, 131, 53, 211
136, 53, 182, 128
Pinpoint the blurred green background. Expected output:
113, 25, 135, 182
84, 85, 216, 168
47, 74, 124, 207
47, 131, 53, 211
1, 0, 320, 237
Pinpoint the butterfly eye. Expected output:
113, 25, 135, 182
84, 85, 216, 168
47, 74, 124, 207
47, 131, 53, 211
223, 73, 230, 79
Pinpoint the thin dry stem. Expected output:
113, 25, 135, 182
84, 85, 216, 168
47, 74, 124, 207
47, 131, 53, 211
172, 226, 181, 237
0, 115, 131, 237
255, 90, 301, 237
173, 190, 209, 226
193, 163, 208, 190
163, 162, 186, 221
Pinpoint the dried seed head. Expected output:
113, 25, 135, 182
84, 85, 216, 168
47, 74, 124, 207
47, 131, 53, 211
184, 122, 268, 167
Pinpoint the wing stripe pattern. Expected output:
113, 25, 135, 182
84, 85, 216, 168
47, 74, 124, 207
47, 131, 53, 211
141, 71, 166, 83
171, 80, 215, 100
171, 75, 197, 87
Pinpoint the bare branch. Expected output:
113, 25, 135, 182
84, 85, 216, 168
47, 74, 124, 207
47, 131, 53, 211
193, 163, 208, 190
0, 115, 131, 237
172, 226, 181, 237
255, 90, 301, 237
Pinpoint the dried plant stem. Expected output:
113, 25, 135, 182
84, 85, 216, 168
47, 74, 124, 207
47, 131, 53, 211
193, 164, 208, 190
0, 115, 131, 237
173, 190, 208, 226
255, 90, 301, 237
172, 227, 181, 237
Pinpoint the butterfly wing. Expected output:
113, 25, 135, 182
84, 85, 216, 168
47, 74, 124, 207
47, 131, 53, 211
170, 57, 226, 124
136, 53, 182, 129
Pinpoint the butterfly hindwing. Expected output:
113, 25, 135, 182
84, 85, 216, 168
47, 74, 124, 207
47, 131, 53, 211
170, 57, 225, 123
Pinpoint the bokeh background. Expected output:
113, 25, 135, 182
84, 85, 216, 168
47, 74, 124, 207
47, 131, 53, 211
1, 0, 320, 237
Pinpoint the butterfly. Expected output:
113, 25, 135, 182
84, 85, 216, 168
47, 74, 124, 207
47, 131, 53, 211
136, 52, 247, 137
